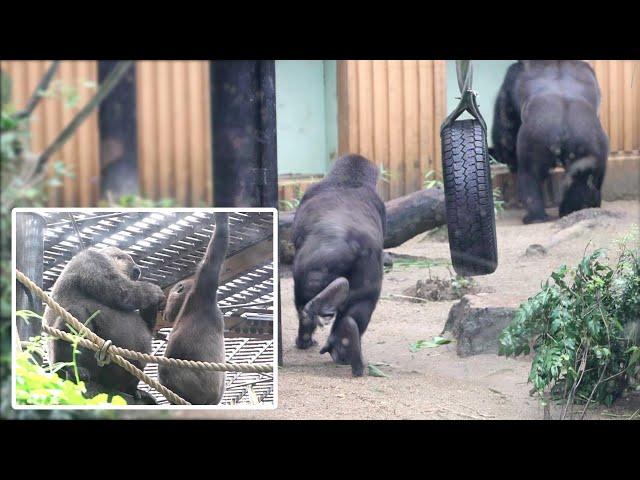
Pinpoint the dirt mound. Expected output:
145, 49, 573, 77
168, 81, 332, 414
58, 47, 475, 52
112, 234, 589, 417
554, 208, 624, 230
403, 275, 479, 301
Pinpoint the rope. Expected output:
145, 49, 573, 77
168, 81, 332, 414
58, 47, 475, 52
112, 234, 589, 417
16, 270, 274, 405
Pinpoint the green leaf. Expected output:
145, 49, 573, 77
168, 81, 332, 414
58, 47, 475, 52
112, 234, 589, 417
409, 336, 452, 352
368, 364, 389, 378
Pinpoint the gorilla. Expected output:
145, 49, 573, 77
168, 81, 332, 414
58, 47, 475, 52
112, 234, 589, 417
159, 213, 229, 405
491, 60, 608, 224
45, 246, 165, 404
291, 154, 386, 377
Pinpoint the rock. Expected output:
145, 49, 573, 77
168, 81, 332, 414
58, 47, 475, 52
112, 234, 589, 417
525, 244, 547, 257
383, 251, 394, 268
442, 294, 519, 357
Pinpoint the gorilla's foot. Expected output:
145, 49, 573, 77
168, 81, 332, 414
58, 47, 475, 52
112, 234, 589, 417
133, 389, 158, 405
295, 333, 318, 350
320, 317, 365, 377
302, 277, 349, 329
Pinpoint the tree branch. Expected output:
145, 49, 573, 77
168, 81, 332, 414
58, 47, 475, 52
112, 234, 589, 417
33, 60, 134, 177
13, 61, 60, 120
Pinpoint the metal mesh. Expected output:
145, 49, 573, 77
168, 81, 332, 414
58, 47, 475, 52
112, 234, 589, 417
139, 332, 274, 406
41, 211, 273, 290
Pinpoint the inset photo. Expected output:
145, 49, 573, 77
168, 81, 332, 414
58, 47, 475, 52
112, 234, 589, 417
12, 208, 277, 409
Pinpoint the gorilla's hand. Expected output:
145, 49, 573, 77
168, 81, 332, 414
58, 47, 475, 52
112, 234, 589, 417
139, 282, 166, 310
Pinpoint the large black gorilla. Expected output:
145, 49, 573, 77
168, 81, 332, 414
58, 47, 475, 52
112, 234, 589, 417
291, 154, 385, 377
491, 60, 608, 224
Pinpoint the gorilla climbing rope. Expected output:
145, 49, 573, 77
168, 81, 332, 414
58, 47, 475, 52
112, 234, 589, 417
15, 269, 274, 406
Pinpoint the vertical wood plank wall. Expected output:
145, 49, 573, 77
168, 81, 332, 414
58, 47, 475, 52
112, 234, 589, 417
136, 61, 213, 205
337, 60, 447, 201
2, 60, 100, 206
3, 60, 637, 206
340, 60, 639, 200
588, 60, 640, 156
3, 60, 213, 207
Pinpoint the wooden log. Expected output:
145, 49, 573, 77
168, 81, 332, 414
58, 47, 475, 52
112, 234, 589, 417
278, 187, 446, 264
384, 187, 446, 248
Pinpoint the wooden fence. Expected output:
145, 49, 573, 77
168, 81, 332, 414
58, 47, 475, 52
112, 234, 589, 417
2, 60, 637, 206
588, 60, 640, 155
2, 60, 213, 206
337, 60, 447, 201
2, 61, 101, 206
136, 61, 213, 205
338, 60, 640, 201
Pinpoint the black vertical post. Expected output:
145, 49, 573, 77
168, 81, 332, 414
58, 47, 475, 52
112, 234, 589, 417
15, 212, 46, 343
210, 61, 262, 207
98, 61, 139, 200
257, 61, 282, 367
210, 60, 283, 365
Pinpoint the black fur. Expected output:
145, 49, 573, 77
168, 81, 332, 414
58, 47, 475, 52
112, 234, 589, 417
159, 213, 229, 405
44, 246, 165, 404
491, 60, 608, 224
291, 154, 386, 376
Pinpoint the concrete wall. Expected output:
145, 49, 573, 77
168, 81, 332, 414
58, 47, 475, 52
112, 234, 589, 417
446, 60, 516, 147
275, 60, 338, 176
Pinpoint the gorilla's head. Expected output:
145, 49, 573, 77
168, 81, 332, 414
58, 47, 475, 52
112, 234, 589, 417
101, 246, 142, 280
559, 175, 601, 218
163, 278, 194, 323
326, 154, 379, 187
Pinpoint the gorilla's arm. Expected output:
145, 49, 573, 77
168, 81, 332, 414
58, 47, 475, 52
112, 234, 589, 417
69, 250, 164, 312
180, 213, 230, 315
139, 305, 160, 331
194, 213, 229, 298
491, 61, 523, 170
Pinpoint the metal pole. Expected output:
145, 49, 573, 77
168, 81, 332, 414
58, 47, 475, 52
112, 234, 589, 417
98, 61, 140, 200
15, 212, 46, 342
209, 60, 282, 365
210, 60, 262, 207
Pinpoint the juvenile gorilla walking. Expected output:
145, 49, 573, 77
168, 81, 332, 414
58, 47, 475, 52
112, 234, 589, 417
491, 60, 608, 224
292, 154, 386, 377
159, 213, 229, 404
45, 246, 165, 404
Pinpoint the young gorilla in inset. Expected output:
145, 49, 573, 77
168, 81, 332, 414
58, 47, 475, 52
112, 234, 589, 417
292, 154, 386, 377
45, 246, 165, 404
159, 213, 229, 405
491, 60, 608, 224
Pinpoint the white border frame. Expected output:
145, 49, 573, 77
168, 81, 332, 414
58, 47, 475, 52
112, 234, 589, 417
11, 207, 279, 411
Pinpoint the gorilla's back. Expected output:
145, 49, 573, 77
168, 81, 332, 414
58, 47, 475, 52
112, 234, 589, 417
516, 60, 600, 112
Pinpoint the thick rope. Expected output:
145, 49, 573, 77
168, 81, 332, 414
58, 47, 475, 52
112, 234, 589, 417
42, 323, 273, 374
16, 270, 274, 404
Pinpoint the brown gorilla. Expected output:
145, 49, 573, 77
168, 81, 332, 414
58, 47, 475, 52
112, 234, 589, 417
45, 246, 165, 404
159, 213, 229, 405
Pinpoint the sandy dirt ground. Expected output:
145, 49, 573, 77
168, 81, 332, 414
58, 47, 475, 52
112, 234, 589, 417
168, 200, 639, 420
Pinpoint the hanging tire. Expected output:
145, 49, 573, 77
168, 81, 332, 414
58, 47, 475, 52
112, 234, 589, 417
441, 119, 498, 276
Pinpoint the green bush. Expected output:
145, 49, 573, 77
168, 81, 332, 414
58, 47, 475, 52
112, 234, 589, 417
15, 350, 126, 406
499, 231, 640, 413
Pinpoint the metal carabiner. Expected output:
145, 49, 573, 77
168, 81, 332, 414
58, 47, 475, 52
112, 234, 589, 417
440, 60, 488, 135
